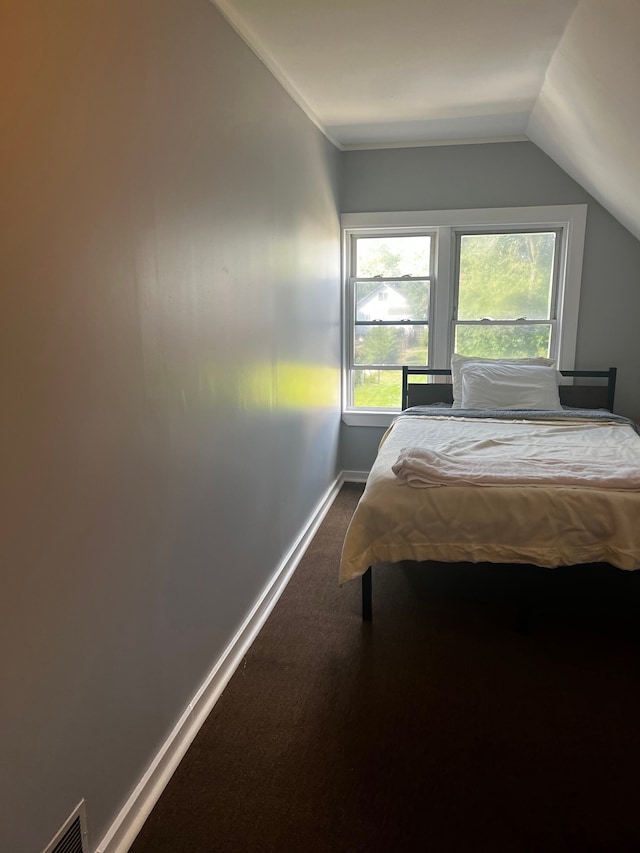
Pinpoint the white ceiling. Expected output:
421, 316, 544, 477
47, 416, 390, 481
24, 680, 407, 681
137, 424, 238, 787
213, 0, 640, 241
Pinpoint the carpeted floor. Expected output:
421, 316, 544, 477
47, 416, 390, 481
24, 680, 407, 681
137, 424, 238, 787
130, 483, 640, 853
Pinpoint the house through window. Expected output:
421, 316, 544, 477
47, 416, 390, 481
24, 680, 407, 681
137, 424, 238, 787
342, 206, 587, 422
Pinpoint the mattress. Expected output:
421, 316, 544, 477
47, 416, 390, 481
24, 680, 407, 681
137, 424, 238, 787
340, 411, 640, 583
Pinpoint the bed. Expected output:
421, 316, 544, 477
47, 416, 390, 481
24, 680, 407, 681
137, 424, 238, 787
340, 362, 640, 621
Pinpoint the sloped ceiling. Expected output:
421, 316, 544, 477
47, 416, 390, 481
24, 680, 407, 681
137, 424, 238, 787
528, 0, 640, 241
213, 0, 640, 241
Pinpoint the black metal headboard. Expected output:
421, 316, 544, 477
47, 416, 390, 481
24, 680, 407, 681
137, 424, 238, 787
402, 366, 617, 412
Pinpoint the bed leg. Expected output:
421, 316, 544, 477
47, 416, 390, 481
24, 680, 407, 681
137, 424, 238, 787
362, 567, 372, 622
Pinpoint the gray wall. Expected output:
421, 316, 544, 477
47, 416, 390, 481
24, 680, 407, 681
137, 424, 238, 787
0, 1, 341, 850
340, 143, 640, 472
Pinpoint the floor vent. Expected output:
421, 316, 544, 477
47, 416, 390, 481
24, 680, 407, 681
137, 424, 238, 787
43, 801, 88, 853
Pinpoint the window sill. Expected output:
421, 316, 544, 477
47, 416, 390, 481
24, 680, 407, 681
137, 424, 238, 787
341, 410, 399, 428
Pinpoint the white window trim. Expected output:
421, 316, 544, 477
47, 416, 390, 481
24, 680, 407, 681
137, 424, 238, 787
341, 205, 587, 427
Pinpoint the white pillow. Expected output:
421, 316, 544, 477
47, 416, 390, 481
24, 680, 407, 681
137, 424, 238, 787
459, 362, 562, 410
451, 353, 555, 408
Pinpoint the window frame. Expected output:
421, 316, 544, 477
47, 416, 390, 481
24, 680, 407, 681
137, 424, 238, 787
349, 229, 435, 406
341, 205, 587, 427
452, 225, 563, 357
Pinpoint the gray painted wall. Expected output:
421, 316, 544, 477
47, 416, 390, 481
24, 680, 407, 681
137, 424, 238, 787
1, 1, 341, 850
340, 143, 640, 472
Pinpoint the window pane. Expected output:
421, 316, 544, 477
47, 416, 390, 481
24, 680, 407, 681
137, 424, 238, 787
454, 324, 552, 359
356, 236, 431, 277
457, 232, 556, 320
353, 370, 402, 409
355, 280, 429, 322
355, 325, 428, 366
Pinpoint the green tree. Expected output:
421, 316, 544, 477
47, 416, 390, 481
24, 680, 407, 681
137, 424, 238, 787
456, 232, 555, 358
358, 244, 403, 277
358, 327, 401, 364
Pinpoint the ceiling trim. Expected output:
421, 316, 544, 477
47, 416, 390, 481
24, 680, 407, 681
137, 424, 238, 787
341, 134, 530, 151
210, 0, 343, 149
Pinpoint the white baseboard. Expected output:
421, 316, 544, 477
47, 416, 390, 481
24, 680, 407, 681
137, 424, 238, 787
341, 469, 369, 483
95, 474, 344, 853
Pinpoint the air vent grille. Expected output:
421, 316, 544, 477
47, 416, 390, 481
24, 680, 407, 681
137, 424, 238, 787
50, 817, 82, 853
43, 801, 87, 853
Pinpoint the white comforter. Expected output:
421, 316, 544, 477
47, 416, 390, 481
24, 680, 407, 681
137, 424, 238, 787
340, 414, 640, 582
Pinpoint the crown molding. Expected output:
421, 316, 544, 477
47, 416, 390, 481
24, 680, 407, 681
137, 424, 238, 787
340, 134, 530, 151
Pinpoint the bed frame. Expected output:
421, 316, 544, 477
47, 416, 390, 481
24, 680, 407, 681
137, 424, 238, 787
361, 366, 618, 622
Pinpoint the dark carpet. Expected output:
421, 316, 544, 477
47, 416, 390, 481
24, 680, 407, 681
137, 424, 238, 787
131, 483, 640, 853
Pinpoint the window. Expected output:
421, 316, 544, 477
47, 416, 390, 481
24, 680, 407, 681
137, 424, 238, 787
453, 230, 560, 359
342, 206, 587, 425
351, 234, 433, 410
